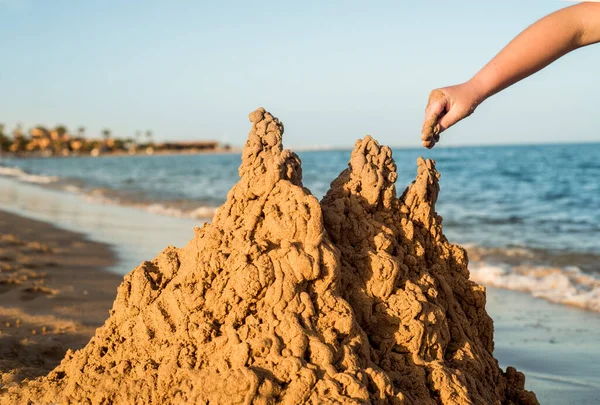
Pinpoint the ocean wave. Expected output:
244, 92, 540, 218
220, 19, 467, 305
1, 164, 218, 221
79, 192, 218, 221
140, 203, 218, 220
62, 184, 83, 193
469, 261, 600, 313
0, 166, 59, 184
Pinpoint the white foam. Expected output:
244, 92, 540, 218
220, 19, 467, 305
62, 184, 82, 193
188, 206, 218, 219
0, 166, 59, 184
80, 194, 217, 221
470, 262, 600, 312
142, 203, 217, 220
143, 203, 188, 218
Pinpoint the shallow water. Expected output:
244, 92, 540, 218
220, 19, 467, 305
3, 143, 600, 253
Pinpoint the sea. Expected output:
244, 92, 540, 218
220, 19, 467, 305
1, 142, 599, 313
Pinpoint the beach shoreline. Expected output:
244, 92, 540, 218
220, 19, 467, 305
0, 209, 122, 388
0, 146, 241, 161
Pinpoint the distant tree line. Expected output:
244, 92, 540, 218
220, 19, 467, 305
0, 123, 156, 157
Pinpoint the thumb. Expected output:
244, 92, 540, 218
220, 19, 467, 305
437, 106, 464, 132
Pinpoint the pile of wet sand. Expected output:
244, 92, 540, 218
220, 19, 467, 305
2, 108, 538, 404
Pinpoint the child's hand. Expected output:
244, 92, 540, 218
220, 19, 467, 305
421, 3, 600, 149
421, 82, 482, 149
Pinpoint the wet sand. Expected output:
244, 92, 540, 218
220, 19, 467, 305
488, 287, 600, 405
0, 209, 122, 387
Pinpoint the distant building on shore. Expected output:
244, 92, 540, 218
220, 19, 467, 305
0, 120, 230, 157
155, 140, 222, 152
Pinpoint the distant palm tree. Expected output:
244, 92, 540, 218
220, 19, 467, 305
31, 126, 50, 141
0, 123, 9, 152
10, 123, 27, 153
77, 126, 86, 139
12, 123, 24, 139
55, 125, 68, 138
28, 126, 49, 154
145, 130, 153, 145
102, 129, 111, 142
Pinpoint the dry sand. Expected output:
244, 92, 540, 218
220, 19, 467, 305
1, 108, 538, 404
0, 210, 122, 390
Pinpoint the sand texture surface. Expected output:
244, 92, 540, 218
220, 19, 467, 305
0, 210, 121, 392
2, 108, 538, 404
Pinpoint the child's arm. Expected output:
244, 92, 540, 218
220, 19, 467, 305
421, 2, 600, 149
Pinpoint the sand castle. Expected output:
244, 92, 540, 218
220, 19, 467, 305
2, 108, 538, 404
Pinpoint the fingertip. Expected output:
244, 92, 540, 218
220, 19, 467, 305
422, 139, 435, 149
422, 117, 440, 139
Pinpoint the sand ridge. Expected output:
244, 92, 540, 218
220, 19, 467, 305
2, 108, 538, 404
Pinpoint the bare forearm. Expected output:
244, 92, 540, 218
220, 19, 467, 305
470, 3, 600, 103
421, 3, 600, 148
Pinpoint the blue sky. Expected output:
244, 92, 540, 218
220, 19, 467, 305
1, 0, 598, 148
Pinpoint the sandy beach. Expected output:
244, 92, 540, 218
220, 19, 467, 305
0, 110, 599, 403
0, 210, 121, 387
